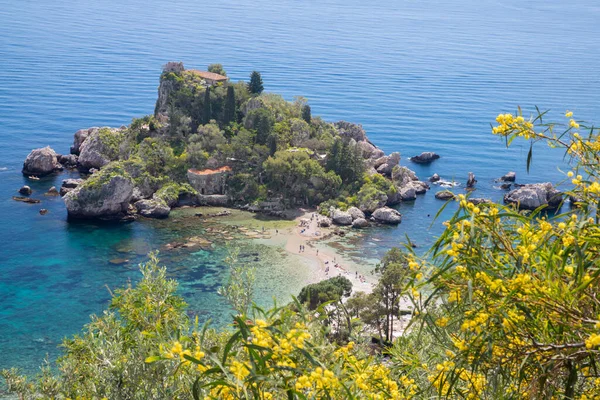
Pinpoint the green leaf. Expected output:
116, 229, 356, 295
144, 355, 163, 363
526, 142, 533, 173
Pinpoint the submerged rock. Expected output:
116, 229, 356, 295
13, 196, 40, 204
503, 182, 562, 210
429, 173, 441, 182
372, 207, 402, 224
46, 186, 59, 196
19, 185, 32, 195
22, 146, 62, 176
410, 152, 440, 164
39, 208, 48, 215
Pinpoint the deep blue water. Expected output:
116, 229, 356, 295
1, 0, 599, 376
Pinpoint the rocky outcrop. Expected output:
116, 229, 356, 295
466, 172, 477, 188
399, 186, 417, 201
374, 152, 401, 177
64, 166, 134, 219
504, 183, 563, 210
318, 217, 332, 227
60, 178, 83, 196
407, 181, 429, 194
22, 146, 62, 176
429, 173, 441, 182
334, 121, 367, 142
78, 127, 123, 171
135, 199, 170, 219
46, 186, 59, 196
410, 152, 440, 164
58, 154, 78, 168
347, 206, 365, 221
500, 171, 516, 182
71, 128, 97, 155
330, 208, 353, 226
19, 186, 32, 195
435, 190, 455, 200
468, 198, 491, 205
391, 166, 418, 186
352, 218, 369, 228
372, 207, 402, 224
357, 140, 384, 159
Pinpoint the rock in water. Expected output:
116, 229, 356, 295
429, 173, 441, 182
410, 152, 440, 164
347, 206, 365, 221
13, 196, 41, 204
352, 218, 369, 228
399, 186, 417, 201
64, 165, 134, 219
330, 208, 353, 226
19, 185, 32, 195
22, 146, 62, 176
372, 207, 402, 224
60, 178, 83, 196
39, 209, 48, 215
46, 186, 59, 196
435, 190, 455, 200
500, 171, 516, 182
503, 182, 562, 210
468, 198, 491, 205
466, 172, 477, 188
134, 199, 171, 219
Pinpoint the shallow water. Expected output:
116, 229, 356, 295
1, 0, 599, 376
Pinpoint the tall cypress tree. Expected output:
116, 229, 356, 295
248, 71, 264, 95
203, 87, 211, 124
223, 85, 236, 125
301, 104, 311, 124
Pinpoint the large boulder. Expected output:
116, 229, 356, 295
500, 171, 516, 182
374, 152, 400, 169
19, 186, 32, 195
391, 166, 419, 187
352, 218, 369, 228
399, 186, 417, 201
410, 152, 440, 164
372, 207, 402, 224
429, 173, 441, 182
330, 208, 353, 226
407, 180, 429, 194
357, 140, 384, 159
347, 206, 365, 221
435, 190, 455, 200
504, 183, 563, 210
22, 146, 62, 176
71, 127, 97, 155
78, 127, 123, 171
58, 154, 78, 168
466, 172, 477, 188
334, 121, 366, 142
64, 165, 134, 219
135, 199, 170, 219
318, 217, 333, 227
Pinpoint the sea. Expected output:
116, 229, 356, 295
1, 0, 599, 377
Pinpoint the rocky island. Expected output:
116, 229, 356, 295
21, 62, 432, 224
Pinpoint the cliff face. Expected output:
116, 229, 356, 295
154, 76, 177, 119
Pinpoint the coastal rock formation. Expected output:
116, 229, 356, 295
22, 146, 62, 176
19, 186, 32, 195
135, 199, 170, 219
60, 178, 83, 196
352, 217, 369, 228
399, 186, 417, 201
372, 207, 402, 224
374, 152, 401, 177
408, 181, 429, 194
503, 182, 563, 210
64, 166, 134, 219
70, 127, 97, 155
13, 196, 40, 204
410, 152, 440, 164
466, 172, 477, 188
357, 140, 384, 159
468, 198, 491, 205
429, 173, 441, 182
318, 217, 332, 227
58, 154, 78, 168
330, 208, 353, 226
500, 171, 516, 182
334, 121, 367, 142
391, 166, 429, 196
78, 127, 123, 170
347, 206, 365, 221
46, 186, 59, 196
435, 190, 455, 200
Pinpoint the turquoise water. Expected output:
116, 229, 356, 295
1, 0, 599, 376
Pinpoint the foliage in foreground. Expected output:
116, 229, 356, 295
5, 110, 600, 399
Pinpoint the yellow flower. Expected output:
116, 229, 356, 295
566, 110, 573, 118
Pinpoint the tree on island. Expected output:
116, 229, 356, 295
248, 71, 264, 95
207, 63, 226, 76
223, 85, 236, 126
202, 87, 211, 125
301, 104, 311, 124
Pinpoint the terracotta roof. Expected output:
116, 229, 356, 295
188, 70, 228, 81
188, 166, 232, 175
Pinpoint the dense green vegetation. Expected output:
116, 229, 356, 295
5, 109, 600, 398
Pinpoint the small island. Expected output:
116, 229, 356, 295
21, 62, 433, 225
